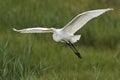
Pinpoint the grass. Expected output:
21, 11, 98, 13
0, 0, 120, 80
0, 39, 120, 80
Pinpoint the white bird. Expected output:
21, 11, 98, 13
13, 8, 113, 59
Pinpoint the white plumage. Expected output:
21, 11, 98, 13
13, 8, 113, 58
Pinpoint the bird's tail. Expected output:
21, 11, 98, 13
70, 35, 81, 43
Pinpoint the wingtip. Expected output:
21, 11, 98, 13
106, 8, 114, 11
12, 28, 19, 32
12, 28, 21, 33
12, 28, 16, 31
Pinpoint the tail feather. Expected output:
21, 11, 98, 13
70, 35, 81, 43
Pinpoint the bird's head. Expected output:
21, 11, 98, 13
50, 28, 57, 32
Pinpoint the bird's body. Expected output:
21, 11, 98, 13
13, 8, 113, 58
51, 28, 80, 43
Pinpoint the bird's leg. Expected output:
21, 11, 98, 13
66, 41, 82, 59
66, 42, 76, 54
69, 41, 82, 59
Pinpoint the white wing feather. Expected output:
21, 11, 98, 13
13, 27, 52, 33
62, 8, 113, 35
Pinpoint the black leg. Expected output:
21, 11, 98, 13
66, 41, 82, 59
66, 42, 76, 55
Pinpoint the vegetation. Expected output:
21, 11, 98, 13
0, 0, 120, 80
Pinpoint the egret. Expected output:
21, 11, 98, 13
13, 8, 113, 59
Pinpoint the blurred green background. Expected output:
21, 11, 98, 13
0, 0, 120, 80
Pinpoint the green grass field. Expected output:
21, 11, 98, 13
0, 0, 120, 80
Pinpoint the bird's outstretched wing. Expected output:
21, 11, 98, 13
13, 27, 52, 33
62, 8, 113, 35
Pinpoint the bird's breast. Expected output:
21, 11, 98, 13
52, 31, 71, 43
53, 33, 62, 42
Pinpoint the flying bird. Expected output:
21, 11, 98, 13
13, 8, 113, 59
